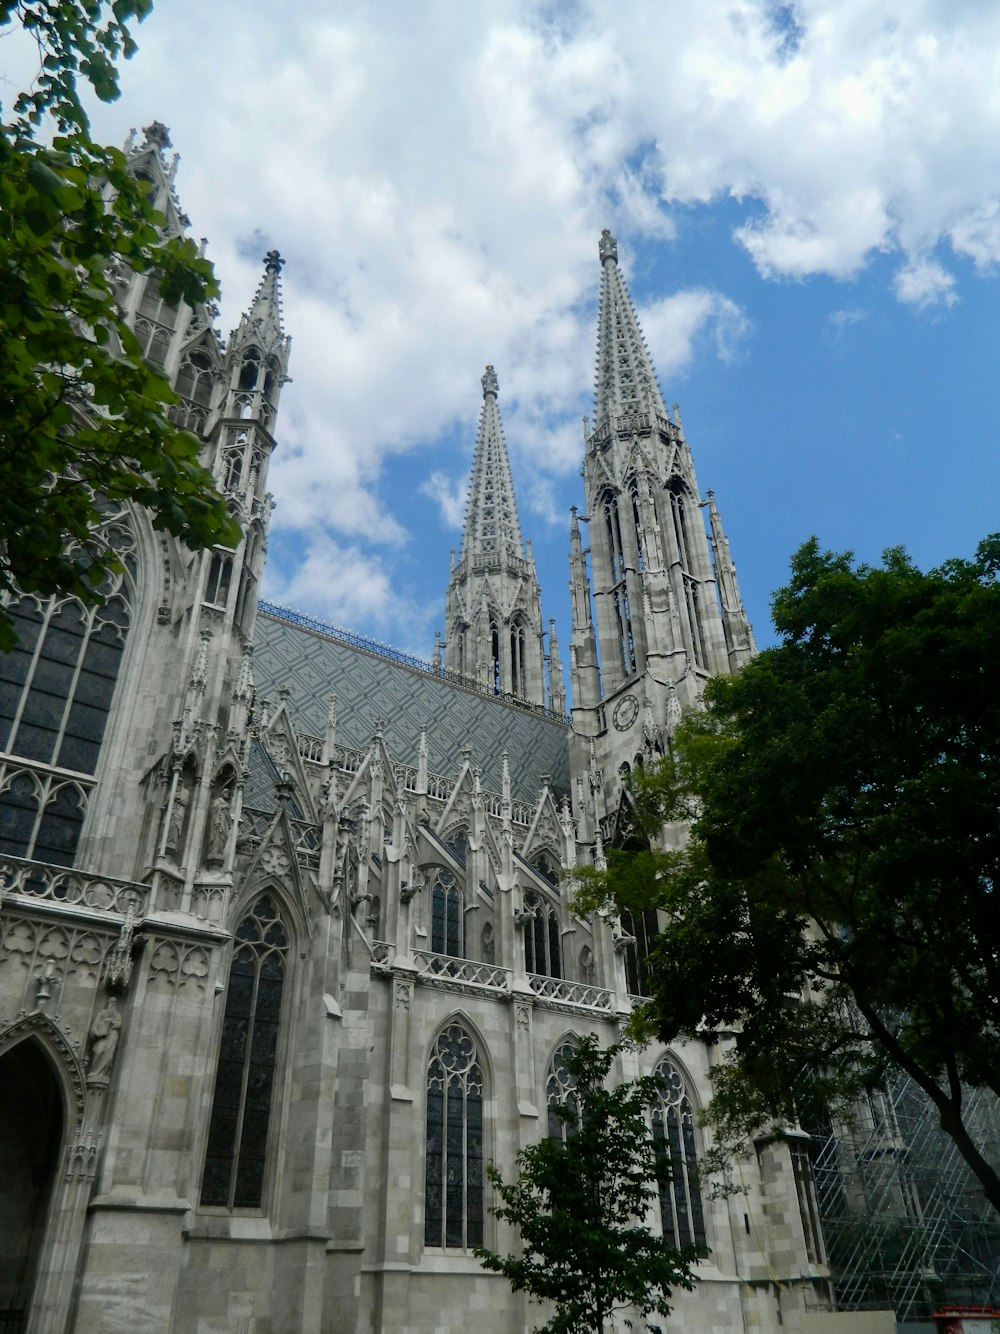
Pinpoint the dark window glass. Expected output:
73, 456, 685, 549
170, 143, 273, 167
424, 1025, 484, 1249
652, 1058, 706, 1251
201, 897, 288, 1210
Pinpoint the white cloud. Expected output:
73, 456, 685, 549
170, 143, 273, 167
637, 289, 753, 379
420, 472, 468, 530
32, 0, 1000, 629
893, 256, 958, 309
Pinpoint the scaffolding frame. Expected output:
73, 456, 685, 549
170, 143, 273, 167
812, 1074, 1000, 1320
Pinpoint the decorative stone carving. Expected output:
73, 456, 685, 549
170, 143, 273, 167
87, 996, 122, 1083
206, 787, 231, 867
103, 894, 141, 991
147, 938, 210, 989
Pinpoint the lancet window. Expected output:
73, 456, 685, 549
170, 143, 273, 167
668, 478, 707, 668
201, 895, 289, 1210
546, 1039, 579, 1140
651, 1057, 706, 1251
790, 1143, 824, 1264
424, 1024, 484, 1248
431, 872, 464, 958
523, 891, 561, 979
489, 614, 501, 693
238, 347, 262, 392
629, 477, 645, 571
510, 616, 527, 698
601, 489, 636, 676
620, 906, 659, 998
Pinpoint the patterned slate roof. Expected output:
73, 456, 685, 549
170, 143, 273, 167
252, 607, 571, 802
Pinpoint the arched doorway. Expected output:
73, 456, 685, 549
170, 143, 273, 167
0, 1040, 65, 1329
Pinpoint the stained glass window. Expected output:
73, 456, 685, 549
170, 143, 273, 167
651, 1057, 706, 1251
424, 1024, 484, 1249
201, 896, 289, 1209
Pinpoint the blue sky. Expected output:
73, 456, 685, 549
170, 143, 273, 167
7, 0, 1000, 661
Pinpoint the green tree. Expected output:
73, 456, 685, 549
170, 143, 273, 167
475, 1037, 702, 1333
578, 537, 1000, 1216
0, 0, 240, 647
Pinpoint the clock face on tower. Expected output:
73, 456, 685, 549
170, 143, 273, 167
612, 694, 639, 731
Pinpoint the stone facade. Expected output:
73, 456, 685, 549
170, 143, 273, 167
0, 125, 844, 1333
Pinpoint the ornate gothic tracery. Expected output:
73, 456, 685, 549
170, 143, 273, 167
424, 1024, 484, 1248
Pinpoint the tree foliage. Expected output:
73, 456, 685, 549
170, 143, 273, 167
475, 1037, 702, 1333
0, 0, 240, 647
577, 537, 1000, 1216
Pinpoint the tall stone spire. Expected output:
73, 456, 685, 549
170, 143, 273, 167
231, 250, 290, 355
569, 230, 754, 788
444, 367, 548, 707
460, 364, 523, 564
593, 229, 668, 428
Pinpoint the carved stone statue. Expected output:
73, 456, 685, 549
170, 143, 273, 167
206, 788, 232, 867
165, 780, 189, 857
88, 996, 122, 1081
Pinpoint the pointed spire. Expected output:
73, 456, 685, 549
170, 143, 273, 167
241, 249, 286, 341
593, 229, 668, 428
460, 365, 524, 563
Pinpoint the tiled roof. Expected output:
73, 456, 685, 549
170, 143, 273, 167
252, 608, 571, 802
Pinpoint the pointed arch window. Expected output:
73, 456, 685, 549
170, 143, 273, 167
510, 616, 527, 698
601, 489, 636, 676
424, 1024, 484, 1248
523, 891, 561, 979
652, 1057, 706, 1251
489, 614, 501, 694
629, 477, 645, 571
546, 1039, 579, 1140
431, 872, 464, 958
668, 478, 707, 668
201, 895, 289, 1209
620, 907, 659, 998
238, 347, 262, 392
176, 348, 215, 407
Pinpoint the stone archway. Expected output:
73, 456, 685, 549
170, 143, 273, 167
0, 1038, 65, 1329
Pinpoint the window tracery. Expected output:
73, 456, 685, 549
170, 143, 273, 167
0, 533, 133, 868
652, 1057, 706, 1251
431, 871, 463, 958
546, 1039, 579, 1140
201, 895, 289, 1210
424, 1024, 484, 1248
523, 891, 561, 979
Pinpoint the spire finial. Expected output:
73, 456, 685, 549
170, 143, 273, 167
599, 228, 618, 264
482, 364, 499, 399
142, 121, 171, 151
264, 249, 284, 274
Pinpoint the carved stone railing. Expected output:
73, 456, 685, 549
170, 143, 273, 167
527, 974, 615, 1011
371, 939, 395, 966
412, 949, 511, 992
0, 853, 149, 916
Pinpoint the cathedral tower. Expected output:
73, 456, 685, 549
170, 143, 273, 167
444, 365, 550, 707
570, 230, 754, 808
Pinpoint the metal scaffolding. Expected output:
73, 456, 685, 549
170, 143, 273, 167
812, 1075, 1000, 1320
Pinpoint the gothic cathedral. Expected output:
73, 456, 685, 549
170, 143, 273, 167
0, 125, 844, 1334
